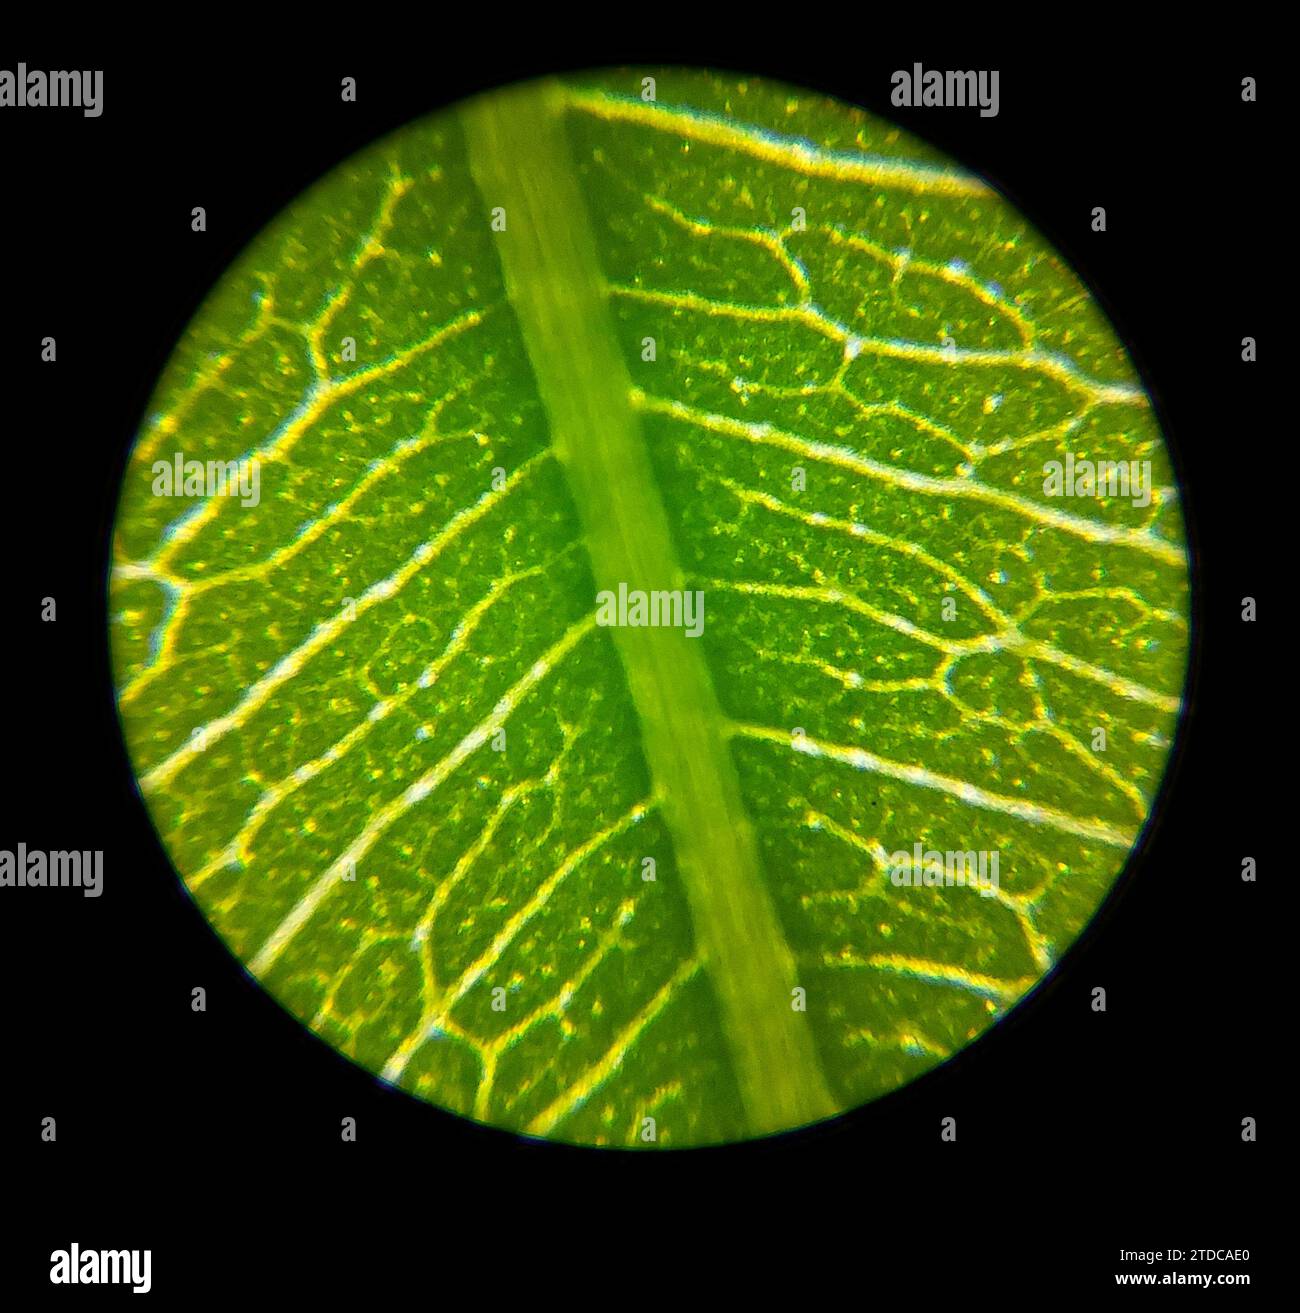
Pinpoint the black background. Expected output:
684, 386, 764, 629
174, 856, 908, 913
1, 33, 1274, 1298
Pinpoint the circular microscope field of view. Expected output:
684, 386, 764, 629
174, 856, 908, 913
110, 69, 1189, 1146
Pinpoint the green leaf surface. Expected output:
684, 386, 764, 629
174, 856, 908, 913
110, 70, 1189, 1146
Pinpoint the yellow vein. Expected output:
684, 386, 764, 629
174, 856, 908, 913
613, 286, 1145, 405
564, 88, 993, 199
308, 167, 416, 379
139, 452, 550, 795
642, 193, 810, 302
637, 393, 1185, 567
734, 722, 1136, 848
116, 423, 485, 707
385, 801, 648, 1083
713, 576, 1178, 712
1000, 629, 1182, 714
188, 561, 555, 889
828, 951, 1035, 1005
526, 957, 702, 1137
809, 815, 1054, 973
821, 224, 1036, 349
471, 898, 639, 1120
705, 577, 993, 657
712, 476, 1012, 630
134, 280, 278, 467
143, 305, 488, 570
248, 613, 598, 976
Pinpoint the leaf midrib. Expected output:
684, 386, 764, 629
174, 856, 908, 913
459, 78, 838, 1134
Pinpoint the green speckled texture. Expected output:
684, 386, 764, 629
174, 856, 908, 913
110, 69, 1188, 1146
